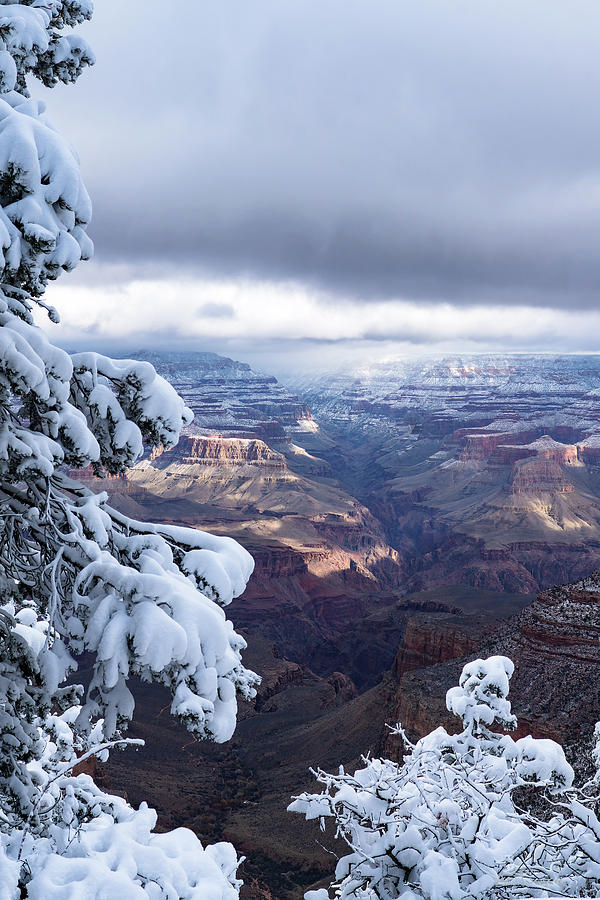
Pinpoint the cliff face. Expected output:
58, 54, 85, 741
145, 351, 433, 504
458, 433, 580, 466
502, 576, 600, 741
381, 572, 600, 761
458, 429, 539, 461
392, 615, 485, 679
507, 457, 575, 495
152, 436, 286, 466
578, 441, 600, 467
250, 546, 308, 579
517, 580, 600, 664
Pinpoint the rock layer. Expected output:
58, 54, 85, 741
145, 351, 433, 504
381, 572, 600, 762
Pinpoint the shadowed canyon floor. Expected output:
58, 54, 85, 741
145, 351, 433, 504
90, 351, 600, 898
99, 586, 531, 899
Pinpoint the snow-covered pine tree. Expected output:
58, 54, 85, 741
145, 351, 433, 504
0, 4, 259, 896
291, 655, 600, 900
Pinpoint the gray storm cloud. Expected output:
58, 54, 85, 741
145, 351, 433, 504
42, 0, 600, 309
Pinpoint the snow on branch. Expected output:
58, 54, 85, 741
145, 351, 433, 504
291, 655, 600, 900
0, 6, 258, 894
70, 352, 193, 473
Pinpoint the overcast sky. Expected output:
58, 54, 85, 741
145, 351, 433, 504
39, 0, 600, 371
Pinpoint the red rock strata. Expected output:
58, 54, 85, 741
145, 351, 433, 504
381, 573, 600, 761
152, 435, 286, 465
507, 458, 575, 494
457, 429, 539, 460
392, 616, 486, 679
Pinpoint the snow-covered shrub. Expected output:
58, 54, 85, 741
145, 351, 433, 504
0, 5, 259, 897
291, 655, 600, 900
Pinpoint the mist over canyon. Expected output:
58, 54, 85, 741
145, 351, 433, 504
82, 350, 600, 898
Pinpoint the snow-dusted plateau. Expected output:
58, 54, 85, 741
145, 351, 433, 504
76, 350, 600, 898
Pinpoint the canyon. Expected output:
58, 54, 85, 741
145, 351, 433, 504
89, 351, 600, 898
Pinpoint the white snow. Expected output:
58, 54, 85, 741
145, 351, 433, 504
291, 654, 593, 899
0, 8, 255, 896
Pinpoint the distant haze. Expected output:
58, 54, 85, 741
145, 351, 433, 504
37, 1, 600, 369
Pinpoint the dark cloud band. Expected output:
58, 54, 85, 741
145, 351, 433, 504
42, 0, 600, 312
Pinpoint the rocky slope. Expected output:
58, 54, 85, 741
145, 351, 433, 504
289, 572, 600, 896
378, 571, 600, 757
